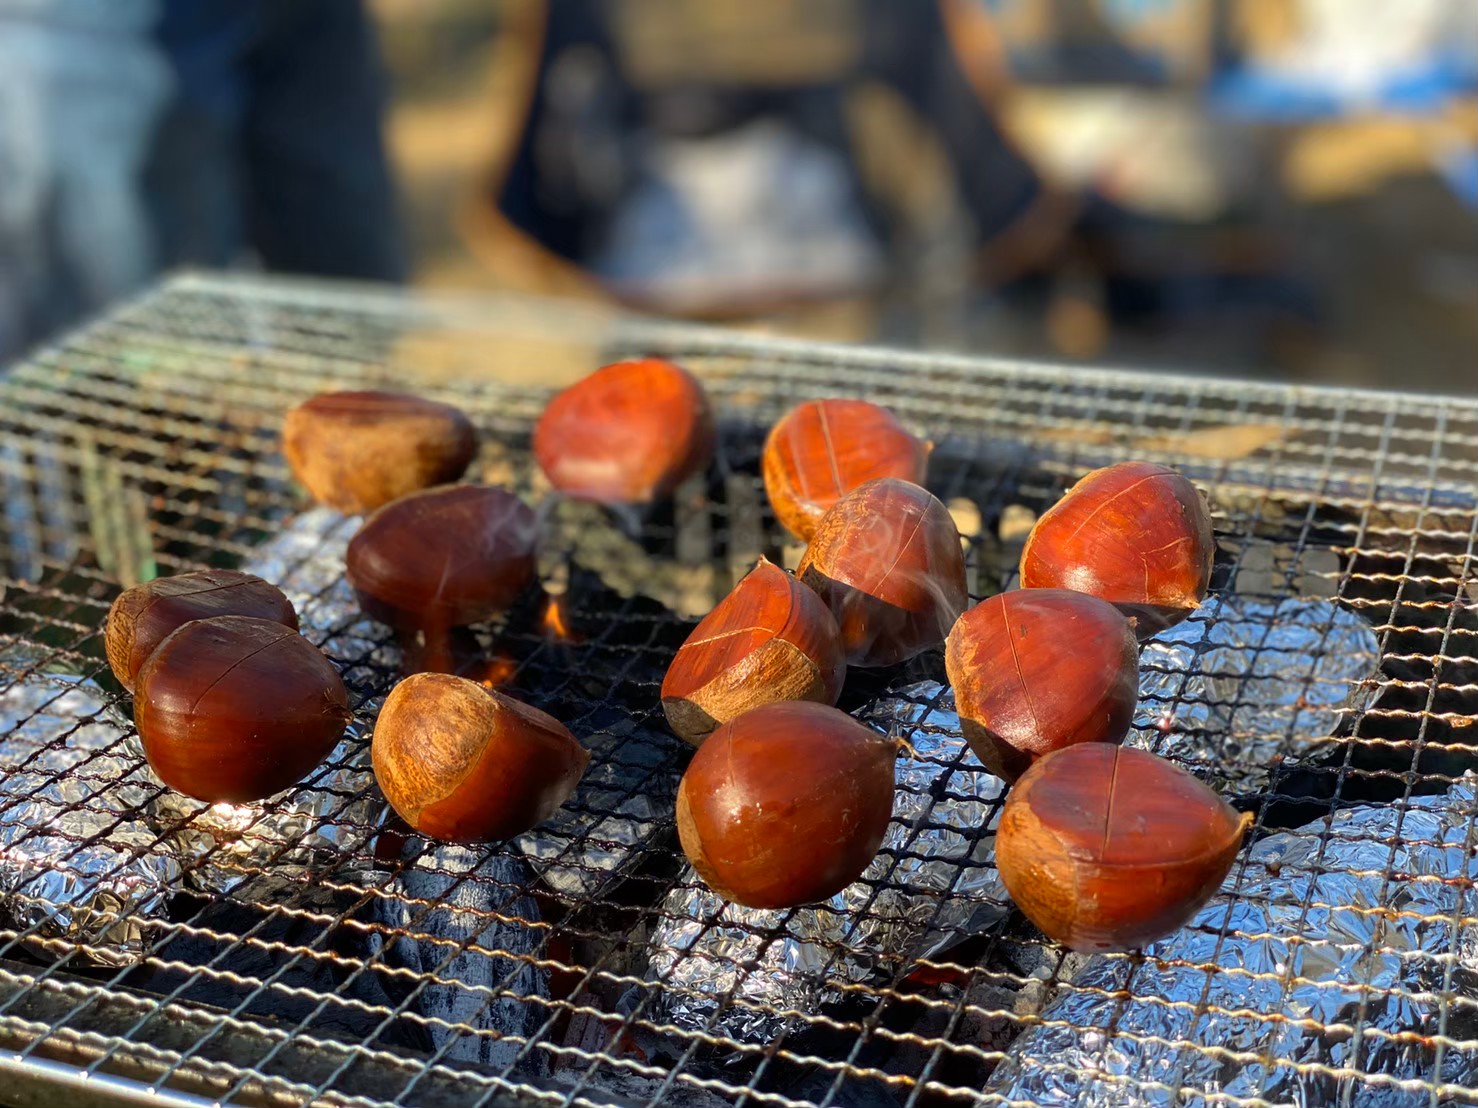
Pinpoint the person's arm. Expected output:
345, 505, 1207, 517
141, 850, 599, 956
459, 0, 612, 300
865, 0, 1077, 284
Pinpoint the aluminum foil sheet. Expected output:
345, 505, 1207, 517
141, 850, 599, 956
646, 682, 1007, 1042
368, 841, 550, 1075
239, 506, 398, 684
0, 673, 179, 965
986, 778, 1478, 1107
515, 712, 681, 901
1133, 595, 1382, 794
149, 722, 381, 897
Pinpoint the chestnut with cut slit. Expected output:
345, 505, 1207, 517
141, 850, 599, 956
661, 557, 845, 745
797, 477, 967, 667
762, 399, 929, 541
533, 358, 714, 505
371, 672, 588, 842
135, 615, 350, 803
1019, 461, 1214, 636
106, 569, 298, 692
996, 743, 1251, 953
676, 701, 897, 909
283, 390, 477, 513
944, 589, 1138, 780
346, 485, 538, 659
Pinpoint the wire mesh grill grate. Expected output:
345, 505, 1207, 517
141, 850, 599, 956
0, 272, 1475, 1108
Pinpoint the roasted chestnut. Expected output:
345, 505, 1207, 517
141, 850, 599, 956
135, 616, 350, 803
675, 700, 896, 908
283, 390, 478, 514
797, 477, 968, 667
944, 589, 1138, 780
532, 357, 715, 505
346, 484, 538, 635
371, 672, 588, 842
762, 399, 929, 541
105, 569, 298, 692
996, 743, 1251, 953
1020, 461, 1214, 635
662, 557, 844, 745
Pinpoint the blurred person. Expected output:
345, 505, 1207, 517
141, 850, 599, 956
145, 0, 406, 282
0, 0, 170, 360
466, 0, 1075, 327
464, 0, 1304, 354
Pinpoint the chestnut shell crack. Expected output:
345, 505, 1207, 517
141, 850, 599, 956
1061, 470, 1168, 544
185, 626, 296, 717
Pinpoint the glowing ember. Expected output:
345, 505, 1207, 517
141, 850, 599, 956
475, 655, 518, 688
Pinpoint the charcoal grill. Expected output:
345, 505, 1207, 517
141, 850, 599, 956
0, 271, 1475, 1108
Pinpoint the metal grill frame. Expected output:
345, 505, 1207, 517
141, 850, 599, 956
0, 271, 1474, 1108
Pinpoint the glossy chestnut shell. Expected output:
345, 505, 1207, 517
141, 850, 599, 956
532, 358, 715, 505
345, 484, 538, 634
1020, 461, 1214, 635
944, 589, 1138, 780
761, 399, 929, 541
676, 700, 897, 909
135, 616, 350, 803
283, 390, 478, 514
797, 477, 968, 667
996, 743, 1251, 953
661, 557, 845, 745
371, 672, 589, 842
106, 570, 298, 692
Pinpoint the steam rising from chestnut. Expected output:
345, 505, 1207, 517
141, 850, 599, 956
533, 358, 715, 505
346, 484, 538, 634
1020, 461, 1214, 635
372, 672, 588, 842
676, 701, 896, 909
135, 615, 350, 803
762, 399, 929, 541
798, 477, 968, 667
106, 570, 298, 692
944, 589, 1138, 780
661, 557, 845, 745
283, 390, 478, 514
996, 743, 1251, 953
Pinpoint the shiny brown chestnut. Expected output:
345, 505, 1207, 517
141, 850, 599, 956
662, 557, 845, 745
346, 484, 538, 636
283, 390, 478, 514
797, 477, 968, 667
762, 399, 930, 541
996, 744, 1251, 953
944, 589, 1138, 781
1020, 461, 1214, 635
135, 616, 350, 803
532, 358, 715, 505
105, 569, 298, 692
676, 701, 896, 909
371, 672, 589, 842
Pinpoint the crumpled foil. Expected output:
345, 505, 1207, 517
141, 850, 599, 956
646, 681, 1007, 1042
367, 841, 550, 1075
515, 712, 681, 901
1133, 595, 1382, 793
986, 778, 1478, 1107
148, 721, 380, 897
239, 506, 398, 683
0, 673, 179, 965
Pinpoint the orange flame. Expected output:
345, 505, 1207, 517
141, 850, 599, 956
540, 594, 580, 643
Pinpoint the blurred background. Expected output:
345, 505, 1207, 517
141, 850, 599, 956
1, 0, 1474, 392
